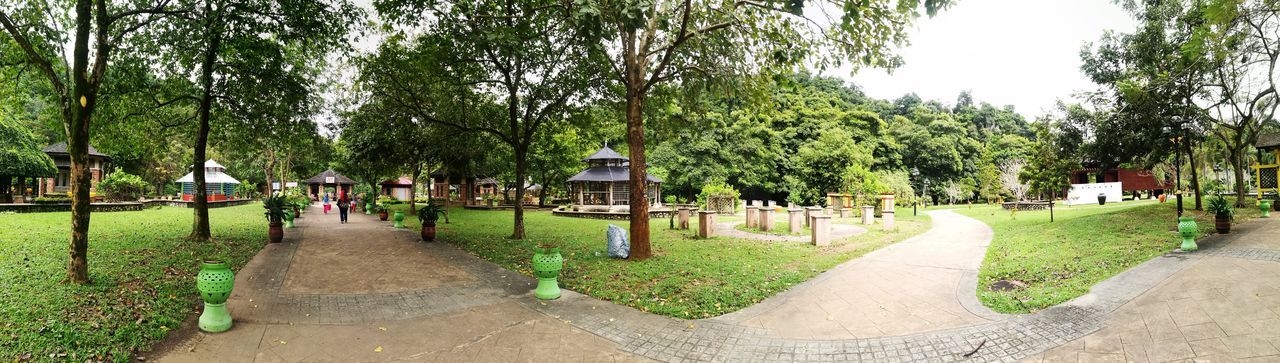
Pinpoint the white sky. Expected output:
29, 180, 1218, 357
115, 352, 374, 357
831, 0, 1138, 118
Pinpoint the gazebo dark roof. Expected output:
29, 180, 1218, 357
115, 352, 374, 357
567, 166, 663, 183
42, 142, 109, 159
303, 169, 356, 184
1259, 133, 1280, 150
583, 146, 627, 162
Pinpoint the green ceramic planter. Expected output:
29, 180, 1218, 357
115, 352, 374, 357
365, 203, 373, 215
532, 247, 563, 300
196, 260, 234, 333
393, 210, 405, 228
1178, 216, 1199, 251
1261, 201, 1272, 218
283, 210, 295, 229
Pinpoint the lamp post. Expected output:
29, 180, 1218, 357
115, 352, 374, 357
911, 168, 920, 216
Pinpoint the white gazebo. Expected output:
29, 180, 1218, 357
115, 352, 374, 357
177, 160, 242, 201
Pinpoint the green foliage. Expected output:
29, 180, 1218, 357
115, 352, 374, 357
697, 182, 741, 210
1021, 121, 1079, 199
416, 203, 448, 224
262, 194, 287, 224
0, 205, 266, 361
0, 117, 56, 177
790, 128, 875, 205
33, 196, 71, 204
1207, 195, 1233, 217
99, 172, 149, 202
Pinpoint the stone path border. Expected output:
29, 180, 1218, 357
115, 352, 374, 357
714, 221, 866, 242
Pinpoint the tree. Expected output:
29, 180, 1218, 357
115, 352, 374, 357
1000, 159, 1030, 201
1022, 121, 1079, 201
0, 116, 57, 202
365, 1, 596, 239
1, 0, 177, 283
572, 0, 951, 259
145, 0, 359, 241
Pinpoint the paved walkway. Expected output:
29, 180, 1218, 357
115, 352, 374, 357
715, 210, 1001, 338
713, 221, 866, 242
156, 204, 647, 362
154, 205, 1280, 362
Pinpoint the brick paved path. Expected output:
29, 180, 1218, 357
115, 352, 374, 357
155, 204, 1280, 362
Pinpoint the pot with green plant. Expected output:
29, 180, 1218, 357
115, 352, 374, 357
1261, 199, 1272, 218
417, 203, 448, 241
263, 195, 286, 243
283, 208, 296, 229
376, 205, 389, 221
393, 210, 405, 228
1208, 195, 1233, 234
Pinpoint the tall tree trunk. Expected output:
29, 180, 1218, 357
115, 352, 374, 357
189, 1, 220, 242
537, 170, 548, 207
408, 162, 420, 214
1186, 141, 1202, 210
66, 0, 97, 284
625, 88, 651, 259
511, 145, 527, 239
1231, 146, 1249, 207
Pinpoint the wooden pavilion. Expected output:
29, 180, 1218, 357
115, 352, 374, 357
304, 169, 355, 199
1253, 133, 1279, 199
176, 160, 241, 201
567, 146, 662, 207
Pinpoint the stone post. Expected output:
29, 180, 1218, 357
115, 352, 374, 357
861, 205, 875, 225
788, 208, 804, 233
759, 208, 775, 232
883, 211, 895, 231
804, 207, 821, 227
677, 208, 691, 230
767, 200, 777, 207
839, 208, 851, 218
753, 200, 763, 207
811, 215, 832, 246
698, 211, 716, 238
745, 206, 759, 228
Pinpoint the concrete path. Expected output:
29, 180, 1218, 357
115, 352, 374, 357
155, 204, 647, 362
1028, 217, 1280, 362
714, 209, 1001, 338
713, 221, 866, 242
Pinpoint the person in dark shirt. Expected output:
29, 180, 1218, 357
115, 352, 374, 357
337, 194, 350, 224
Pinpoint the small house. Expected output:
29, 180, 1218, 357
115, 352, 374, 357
39, 142, 110, 198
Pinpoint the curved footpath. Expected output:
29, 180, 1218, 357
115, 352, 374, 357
156, 207, 1280, 362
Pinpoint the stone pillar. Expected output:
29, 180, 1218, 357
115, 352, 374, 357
825, 206, 834, 215
883, 211, 895, 231
677, 208, 691, 230
759, 208, 774, 232
767, 200, 777, 207
745, 206, 759, 228
698, 211, 716, 238
861, 205, 875, 225
788, 208, 803, 233
881, 194, 896, 212
804, 207, 821, 227
839, 208, 851, 218
811, 215, 832, 246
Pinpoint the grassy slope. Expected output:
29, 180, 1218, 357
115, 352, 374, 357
0, 205, 267, 362
955, 198, 1264, 313
389, 205, 930, 318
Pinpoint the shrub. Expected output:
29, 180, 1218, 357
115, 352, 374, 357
100, 172, 149, 201
33, 196, 71, 204
698, 182, 741, 213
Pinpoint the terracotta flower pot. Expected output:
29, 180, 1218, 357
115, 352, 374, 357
379, 210, 389, 221
1215, 214, 1231, 234
268, 222, 283, 243
421, 222, 436, 242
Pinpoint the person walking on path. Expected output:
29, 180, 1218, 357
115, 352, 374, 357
323, 193, 332, 214
337, 194, 350, 224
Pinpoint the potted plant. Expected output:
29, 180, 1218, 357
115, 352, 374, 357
1208, 195, 1233, 234
1262, 199, 1273, 218
417, 203, 448, 241
1097, 193, 1106, 205
393, 209, 405, 228
263, 194, 286, 243
376, 204, 389, 221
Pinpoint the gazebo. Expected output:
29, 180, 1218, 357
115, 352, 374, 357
1253, 133, 1279, 199
176, 160, 241, 201
567, 145, 662, 207
304, 169, 355, 199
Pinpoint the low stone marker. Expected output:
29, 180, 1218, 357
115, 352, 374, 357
861, 205, 874, 225
745, 206, 759, 228
677, 207, 690, 229
753, 200, 763, 207
788, 208, 804, 233
811, 215, 832, 246
698, 211, 716, 238
759, 208, 775, 232
805, 207, 821, 227
839, 208, 851, 218
883, 210, 895, 231
767, 200, 777, 207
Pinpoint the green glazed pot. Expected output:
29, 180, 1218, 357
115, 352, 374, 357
393, 210, 405, 228
196, 260, 234, 333
1261, 201, 1272, 218
365, 203, 373, 215
1178, 217, 1199, 251
532, 247, 563, 300
283, 210, 295, 229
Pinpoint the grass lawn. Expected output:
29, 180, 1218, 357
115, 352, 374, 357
954, 197, 1266, 314
0, 205, 268, 362
387, 204, 930, 318
731, 216, 810, 236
